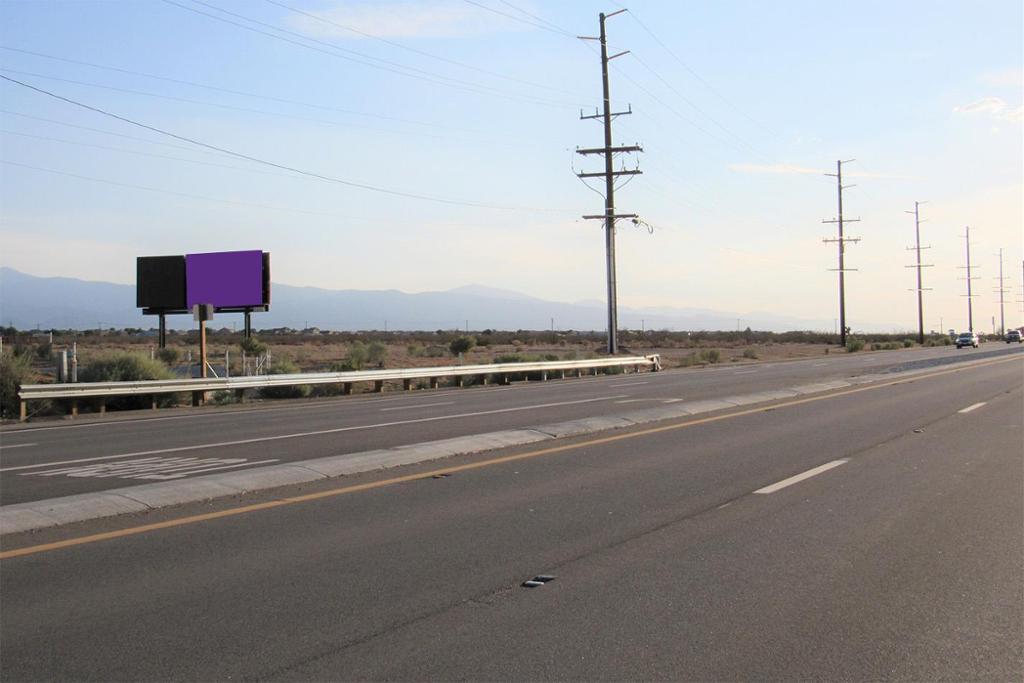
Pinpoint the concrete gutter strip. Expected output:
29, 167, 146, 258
1, 358, 1007, 535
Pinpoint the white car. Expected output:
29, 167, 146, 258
955, 332, 979, 348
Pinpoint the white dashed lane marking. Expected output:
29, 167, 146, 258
754, 459, 848, 494
958, 402, 986, 414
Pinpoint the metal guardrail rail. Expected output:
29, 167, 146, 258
17, 355, 661, 421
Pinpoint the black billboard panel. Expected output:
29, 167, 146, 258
262, 251, 271, 306
137, 255, 186, 309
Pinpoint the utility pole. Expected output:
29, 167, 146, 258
1019, 259, 1024, 313
577, 9, 643, 355
822, 159, 860, 347
993, 247, 1008, 336
904, 201, 933, 344
957, 227, 979, 332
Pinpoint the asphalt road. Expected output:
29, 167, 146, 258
1, 343, 1021, 504
0, 353, 1020, 680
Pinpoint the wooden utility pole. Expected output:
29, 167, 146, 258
577, 10, 642, 355
822, 160, 860, 347
904, 201, 932, 344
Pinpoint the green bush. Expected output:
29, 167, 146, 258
239, 336, 268, 356
699, 349, 721, 364
156, 347, 180, 365
742, 348, 758, 359
449, 335, 476, 356
902, 339, 914, 348
367, 341, 387, 367
79, 352, 177, 410
846, 338, 865, 353
0, 349, 37, 418
259, 358, 310, 399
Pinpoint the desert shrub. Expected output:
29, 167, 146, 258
156, 347, 180, 365
742, 348, 758, 359
259, 358, 310, 399
449, 335, 476, 356
846, 338, 865, 353
424, 345, 448, 358
699, 349, 721, 364
367, 341, 387, 366
0, 349, 37, 418
79, 351, 177, 410
239, 336, 268, 356
903, 339, 914, 348
677, 353, 698, 367
210, 390, 239, 405
406, 344, 423, 357
35, 342, 52, 360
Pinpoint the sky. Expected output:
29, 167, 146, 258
1, 0, 1021, 333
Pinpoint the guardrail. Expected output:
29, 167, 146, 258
17, 354, 661, 422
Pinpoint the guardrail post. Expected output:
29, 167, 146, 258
192, 391, 203, 407
429, 377, 439, 389
342, 382, 352, 395
373, 380, 384, 393
541, 370, 548, 381
501, 373, 509, 385
151, 395, 158, 410
71, 400, 78, 418
403, 379, 412, 391
19, 399, 27, 422
454, 376, 464, 388
98, 400, 106, 416
234, 389, 245, 403
481, 375, 489, 386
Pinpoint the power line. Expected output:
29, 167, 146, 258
462, 0, 576, 37
0, 45, 486, 132
0, 68, 474, 144
164, 0, 579, 109
264, 0, 583, 98
1, 159, 336, 216
1, 74, 571, 213
613, 3, 784, 141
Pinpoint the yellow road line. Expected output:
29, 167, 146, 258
2, 354, 1019, 560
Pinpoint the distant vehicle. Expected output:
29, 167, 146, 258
955, 332, 979, 348
1005, 329, 1022, 344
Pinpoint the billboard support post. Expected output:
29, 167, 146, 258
158, 313, 167, 349
244, 308, 252, 339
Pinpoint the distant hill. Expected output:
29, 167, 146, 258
0, 267, 885, 332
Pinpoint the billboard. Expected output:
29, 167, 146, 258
185, 250, 264, 309
137, 255, 186, 309
137, 250, 270, 313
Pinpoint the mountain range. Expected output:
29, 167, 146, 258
0, 267, 898, 333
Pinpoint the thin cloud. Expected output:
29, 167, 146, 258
285, 1, 522, 39
954, 97, 1023, 123
980, 68, 1023, 89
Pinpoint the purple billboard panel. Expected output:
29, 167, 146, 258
185, 250, 264, 308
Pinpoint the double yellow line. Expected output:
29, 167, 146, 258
2, 354, 1019, 560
